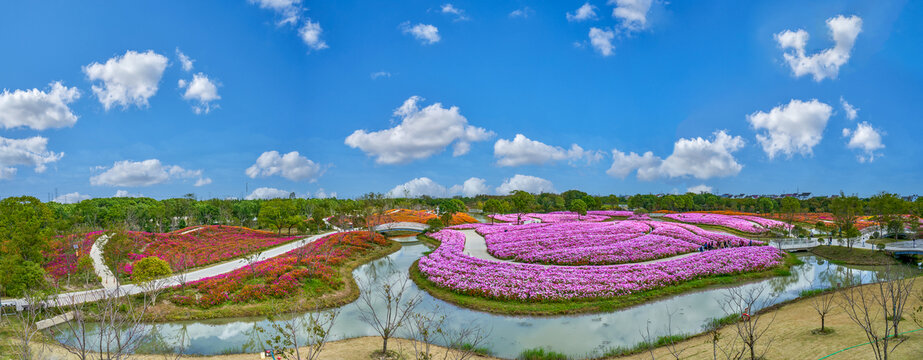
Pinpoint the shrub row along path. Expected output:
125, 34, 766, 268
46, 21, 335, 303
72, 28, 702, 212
459, 228, 698, 266
8, 230, 341, 310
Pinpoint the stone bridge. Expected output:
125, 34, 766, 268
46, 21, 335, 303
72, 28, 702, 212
372, 222, 430, 233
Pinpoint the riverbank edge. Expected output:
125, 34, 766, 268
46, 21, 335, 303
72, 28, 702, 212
140, 238, 404, 322
809, 245, 900, 266
410, 234, 800, 316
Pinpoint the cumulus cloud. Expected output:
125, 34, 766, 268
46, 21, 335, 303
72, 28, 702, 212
0, 136, 63, 178
314, 188, 337, 199
114, 189, 142, 197
0, 82, 81, 130
299, 20, 328, 50
609, 0, 652, 32
441, 4, 469, 21
52, 192, 91, 204
245, 187, 292, 200
401, 22, 441, 44
567, 3, 597, 22
194, 177, 213, 187
83, 50, 169, 110
840, 97, 858, 120
449, 177, 490, 197
345, 96, 493, 164
496, 174, 555, 195
747, 99, 833, 159
589, 27, 615, 56
178, 73, 220, 114
494, 134, 602, 167
607, 130, 745, 181
687, 184, 713, 194
775, 15, 862, 81
843, 122, 884, 163
176, 48, 194, 72
370, 71, 392, 80
245, 150, 324, 181
509, 7, 534, 18
90, 159, 208, 187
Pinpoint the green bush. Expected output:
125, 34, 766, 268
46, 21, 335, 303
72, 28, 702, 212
132, 256, 173, 282
518, 348, 569, 360
0, 258, 45, 297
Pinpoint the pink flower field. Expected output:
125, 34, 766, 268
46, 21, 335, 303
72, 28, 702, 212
417, 229, 784, 301
663, 213, 790, 233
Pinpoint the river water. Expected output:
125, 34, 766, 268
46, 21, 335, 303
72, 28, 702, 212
56, 239, 916, 359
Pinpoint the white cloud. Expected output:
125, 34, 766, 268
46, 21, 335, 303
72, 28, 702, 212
609, 0, 652, 32
178, 73, 220, 114
0, 82, 81, 130
0, 136, 63, 177
245, 150, 324, 181
607, 130, 745, 180
249, 0, 302, 25
687, 184, 713, 194
176, 48, 194, 72
496, 174, 555, 195
314, 188, 337, 199
449, 177, 490, 197
114, 189, 142, 197
90, 159, 207, 187
775, 15, 862, 81
370, 71, 392, 80
83, 50, 169, 110
441, 4, 469, 21
843, 122, 884, 163
840, 97, 858, 120
494, 134, 602, 167
345, 96, 493, 164
402, 23, 441, 44
567, 2, 598, 22
245, 187, 292, 200
509, 7, 533, 18
53, 192, 91, 204
387, 177, 450, 198
589, 27, 615, 56
747, 99, 833, 159
194, 177, 213, 187
299, 19, 328, 50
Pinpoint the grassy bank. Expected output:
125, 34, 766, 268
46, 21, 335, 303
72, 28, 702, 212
810, 245, 898, 266
410, 236, 801, 316
143, 239, 402, 322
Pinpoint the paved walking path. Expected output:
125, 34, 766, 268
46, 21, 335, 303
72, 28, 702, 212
459, 229, 699, 266
7, 231, 338, 311
89, 234, 119, 289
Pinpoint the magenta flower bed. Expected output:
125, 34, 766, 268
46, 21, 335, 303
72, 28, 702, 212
417, 229, 784, 301
588, 210, 635, 217
43, 230, 106, 279
489, 211, 611, 223
663, 213, 788, 233
476, 220, 758, 265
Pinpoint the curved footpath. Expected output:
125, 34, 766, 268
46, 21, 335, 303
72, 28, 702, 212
89, 234, 119, 289
459, 228, 698, 265
8, 231, 339, 310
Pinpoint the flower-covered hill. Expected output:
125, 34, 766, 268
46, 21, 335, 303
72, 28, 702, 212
168, 231, 393, 311
373, 208, 478, 226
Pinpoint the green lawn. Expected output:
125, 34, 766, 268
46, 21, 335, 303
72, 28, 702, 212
809, 245, 898, 266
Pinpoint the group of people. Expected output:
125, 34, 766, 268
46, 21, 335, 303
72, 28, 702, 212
697, 240, 754, 252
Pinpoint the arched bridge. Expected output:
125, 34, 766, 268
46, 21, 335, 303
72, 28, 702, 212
373, 222, 430, 233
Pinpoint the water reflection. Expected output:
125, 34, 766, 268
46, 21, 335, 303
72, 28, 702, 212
56, 241, 916, 359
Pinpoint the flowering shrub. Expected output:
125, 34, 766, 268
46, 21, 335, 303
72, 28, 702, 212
170, 231, 389, 308
418, 229, 783, 301
587, 210, 635, 217
43, 230, 106, 279
489, 211, 611, 223
474, 220, 759, 265
117, 225, 299, 275
372, 209, 478, 226
663, 213, 789, 233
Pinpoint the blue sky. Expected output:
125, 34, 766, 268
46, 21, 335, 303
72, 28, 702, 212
0, 0, 920, 202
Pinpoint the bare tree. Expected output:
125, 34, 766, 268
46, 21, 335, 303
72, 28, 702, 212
6, 290, 48, 360
256, 306, 340, 360
357, 271, 422, 358
662, 306, 687, 360
810, 289, 837, 334
439, 321, 491, 360
701, 316, 744, 360
637, 320, 656, 360
404, 309, 447, 360
241, 243, 264, 276
721, 285, 778, 360
839, 266, 915, 360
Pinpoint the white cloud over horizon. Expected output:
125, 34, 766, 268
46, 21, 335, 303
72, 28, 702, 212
0, 136, 63, 179
245, 187, 292, 200
90, 159, 208, 187
607, 130, 745, 181
747, 99, 832, 159
52, 192, 91, 204
494, 134, 602, 167
0, 82, 81, 130
246, 150, 324, 182
83, 50, 168, 110
775, 15, 862, 81
345, 96, 493, 164
687, 184, 713, 194
496, 174, 555, 195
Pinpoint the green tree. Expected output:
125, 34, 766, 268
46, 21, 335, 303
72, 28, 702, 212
259, 199, 295, 234
132, 256, 173, 282
509, 191, 535, 225
758, 197, 775, 214
0, 196, 54, 296
869, 192, 906, 238
483, 199, 502, 224
569, 199, 587, 220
